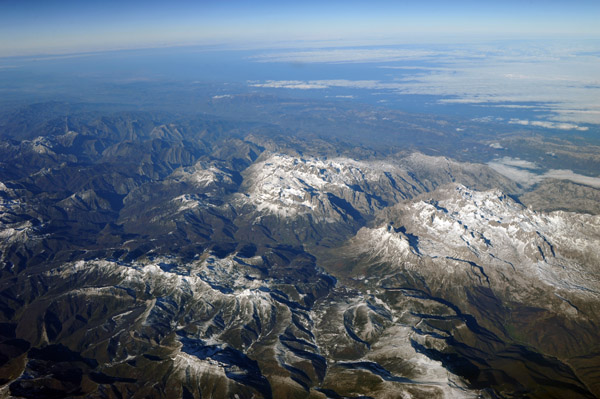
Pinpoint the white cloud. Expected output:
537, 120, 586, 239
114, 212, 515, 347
543, 170, 600, 188
479, 104, 540, 109
548, 108, 600, 125
250, 80, 330, 89
488, 157, 600, 188
508, 119, 589, 131
398, 50, 600, 124
250, 48, 439, 64
493, 157, 540, 170
249, 79, 403, 90
487, 161, 542, 186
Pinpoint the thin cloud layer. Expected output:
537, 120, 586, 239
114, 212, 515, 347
488, 157, 600, 188
544, 170, 600, 188
508, 119, 589, 131
250, 48, 439, 64
492, 157, 540, 170
251, 41, 600, 125
250, 79, 401, 90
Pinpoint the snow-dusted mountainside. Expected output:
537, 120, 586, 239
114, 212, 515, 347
354, 184, 600, 299
2, 252, 480, 399
336, 184, 600, 397
225, 151, 521, 248
238, 152, 517, 221
238, 153, 414, 219
0, 181, 40, 245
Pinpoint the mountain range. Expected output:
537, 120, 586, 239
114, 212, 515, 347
1, 101, 599, 398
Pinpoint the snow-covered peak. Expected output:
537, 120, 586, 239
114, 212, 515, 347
172, 161, 236, 188
354, 225, 417, 260
247, 153, 400, 189
239, 153, 409, 218
25, 136, 55, 155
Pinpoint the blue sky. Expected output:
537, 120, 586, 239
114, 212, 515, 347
1, 0, 600, 56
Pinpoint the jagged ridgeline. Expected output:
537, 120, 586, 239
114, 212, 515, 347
1, 103, 599, 398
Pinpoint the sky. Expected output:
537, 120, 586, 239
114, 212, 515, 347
1, 0, 600, 57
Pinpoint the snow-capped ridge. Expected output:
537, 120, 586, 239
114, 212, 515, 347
239, 152, 413, 219
352, 184, 600, 301
172, 161, 236, 188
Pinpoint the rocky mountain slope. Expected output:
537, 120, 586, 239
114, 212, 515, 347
331, 185, 600, 397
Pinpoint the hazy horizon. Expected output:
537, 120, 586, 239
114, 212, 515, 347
1, 2, 599, 129
2, 0, 600, 57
